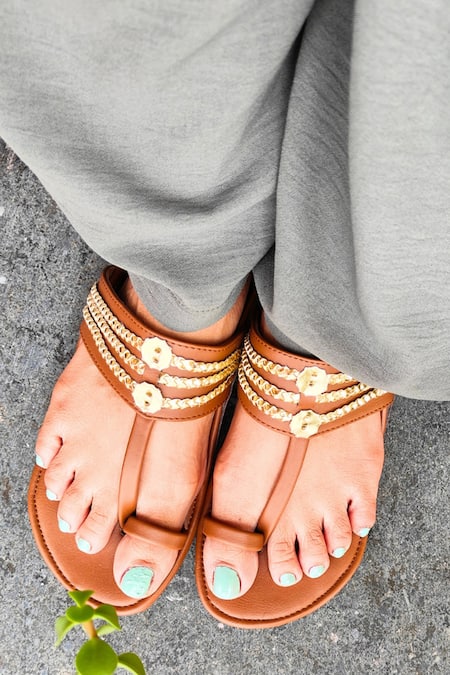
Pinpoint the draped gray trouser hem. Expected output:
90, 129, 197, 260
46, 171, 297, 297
1, 0, 449, 399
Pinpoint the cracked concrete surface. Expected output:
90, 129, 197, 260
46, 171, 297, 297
0, 139, 449, 674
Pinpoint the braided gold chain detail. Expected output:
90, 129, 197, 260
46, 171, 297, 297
315, 381, 372, 404
159, 355, 240, 389
88, 284, 240, 374
239, 362, 387, 437
86, 295, 146, 375
240, 350, 300, 404
83, 305, 234, 410
83, 306, 135, 390
86, 297, 239, 389
241, 345, 372, 405
244, 336, 354, 388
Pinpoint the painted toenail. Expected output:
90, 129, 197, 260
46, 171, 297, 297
308, 565, 326, 578
331, 547, 347, 559
76, 538, 91, 553
35, 454, 45, 468
58, 518, 71, 533
213, 566, 241, 599
280, 573, 297, 587
46, 489, 58, 501
357, 528, 371, 537
120, 567, 154, 599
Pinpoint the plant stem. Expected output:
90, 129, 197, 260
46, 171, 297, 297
82, 620, 98, 639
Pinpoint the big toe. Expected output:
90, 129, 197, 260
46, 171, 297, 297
113, 535, 179, 600
203, 536, 258, 600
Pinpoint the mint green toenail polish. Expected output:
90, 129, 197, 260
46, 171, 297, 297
280, 573, 297, 587
120, 567, 154, 599
332, 547, 347, 559
77, 538, 91, 553
46, 489, 58, 501
357, 527, 371, 537
35, 454, 45, 468
213, 566, 240, 599
58, 518, 71, 533
309, 565, 326, 578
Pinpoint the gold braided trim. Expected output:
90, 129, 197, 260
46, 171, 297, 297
158, 356, 239, 389
83, 306, 234, 413
240, 349, 300, 404
86, 298, 146, 375
88, 284, 241, 374
315, 381, 372, 403
238, 363, 387, 438
84, 300, 239, 389
240, 349, 372, 405
244, 336, 354, 392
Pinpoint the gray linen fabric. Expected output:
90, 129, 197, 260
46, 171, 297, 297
0, 0, 449, 399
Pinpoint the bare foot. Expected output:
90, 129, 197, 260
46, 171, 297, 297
203, 338, 385, 599
35, 276, 247, 599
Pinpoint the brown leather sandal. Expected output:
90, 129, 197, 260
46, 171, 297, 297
28, 266, 247, 615
195, 316, 394, 628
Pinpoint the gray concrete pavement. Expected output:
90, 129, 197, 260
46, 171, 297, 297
0, 139, 449, 674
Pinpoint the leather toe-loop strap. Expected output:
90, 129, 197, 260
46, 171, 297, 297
202, 516, 265, 552
122, 516, 189, 550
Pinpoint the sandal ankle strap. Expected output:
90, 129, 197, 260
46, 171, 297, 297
80, 266, 245, 420
238, 318, 394, 438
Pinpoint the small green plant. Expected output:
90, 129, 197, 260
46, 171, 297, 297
55, 590, 146, 675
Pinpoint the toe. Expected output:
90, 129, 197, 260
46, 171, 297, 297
74, 492, 117, 554
297, 520, 330, 579
323, 509, 353, 559
267, 524, 302, 586
348, 492, 376, 538
44, 451, 75, 502
113, 535, 178, 600
203, 537, 258, 599
56, 481, 92, 534
35, 417, 63, 469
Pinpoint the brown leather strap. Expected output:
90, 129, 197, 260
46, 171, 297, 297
202, 516, 265, 552
257, 437, 308, 542
81, 265, 251, 550
118, 414, 154, 530
203, 313, 395, 552
239, 318, 395, 437
122, 516, 188, 550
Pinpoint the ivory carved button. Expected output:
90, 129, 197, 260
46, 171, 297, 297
289, 410, 321, 438
132, 382, 163, 413
296, 366, 328, 396
141, 337, 172, 370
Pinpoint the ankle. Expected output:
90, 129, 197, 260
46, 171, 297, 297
261, 313, 315, 359
121, 276, 250, 346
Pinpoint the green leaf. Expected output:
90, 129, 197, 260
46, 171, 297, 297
117, 652, 147, 675
96, 624, 119, 637
68, 590, 94, 607
93, 604, 121, 630
66, 605, 95, 624
54, 615, 76, 647
75, 638, 118, 675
